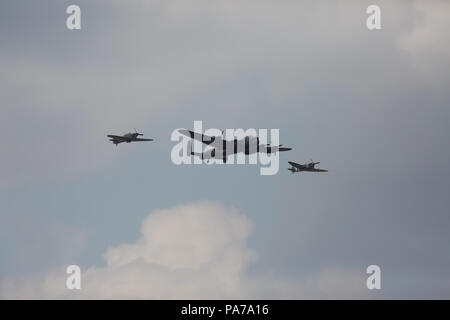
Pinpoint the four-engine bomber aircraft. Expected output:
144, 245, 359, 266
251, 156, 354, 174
288, 160, 328, 173
179, 129, 292, 162
107, 129, 154, 146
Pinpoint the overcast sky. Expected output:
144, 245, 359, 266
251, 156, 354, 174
1, 0, 450, 298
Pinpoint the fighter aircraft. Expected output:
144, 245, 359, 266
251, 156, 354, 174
179, 129, 292, 162
288, 160, 328, 173
107, 129, 154, 146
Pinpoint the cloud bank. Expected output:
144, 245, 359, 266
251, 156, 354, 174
1, 201, 368, 299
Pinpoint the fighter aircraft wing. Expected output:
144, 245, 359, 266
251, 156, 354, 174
133, 138, 154, 141
309, 168, 328, 172
107, 135, 128, 143
288, 161, 305, 169
107, 135, 126, 140
107, 135, 129, 145
178, 129, 221, 145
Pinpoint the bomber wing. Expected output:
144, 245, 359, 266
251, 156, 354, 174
178, 129, 221, 145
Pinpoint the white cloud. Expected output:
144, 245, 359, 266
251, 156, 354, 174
0, 201, 369, 299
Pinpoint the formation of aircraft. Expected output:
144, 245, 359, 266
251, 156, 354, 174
288, 160, 328, 173
106, 128, 327, 174
178, 129, 292, 163
107, 129, 154, 146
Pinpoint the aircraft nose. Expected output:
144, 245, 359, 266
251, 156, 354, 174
279, 147, 292, 151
